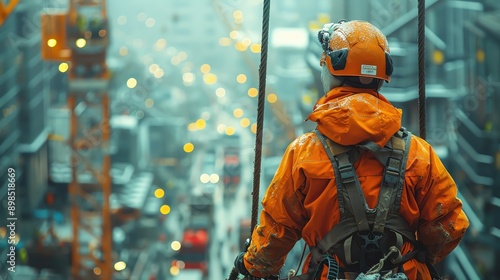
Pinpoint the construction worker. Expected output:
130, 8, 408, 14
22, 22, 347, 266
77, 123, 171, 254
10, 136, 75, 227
234, 20, 469, 280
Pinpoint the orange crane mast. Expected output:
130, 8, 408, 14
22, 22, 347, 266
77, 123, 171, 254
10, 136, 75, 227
40, 0, 112, 279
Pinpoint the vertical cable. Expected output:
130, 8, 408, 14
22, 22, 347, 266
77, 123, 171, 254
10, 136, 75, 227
418, 0, 426, 139
250, 0, 271, 237
227, 1, 271, 279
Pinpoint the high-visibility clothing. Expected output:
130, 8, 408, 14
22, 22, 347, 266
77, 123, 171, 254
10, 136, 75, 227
243, 86, 469, 279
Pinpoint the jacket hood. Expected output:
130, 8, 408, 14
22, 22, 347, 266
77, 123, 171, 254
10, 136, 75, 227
307, 86, 402, 147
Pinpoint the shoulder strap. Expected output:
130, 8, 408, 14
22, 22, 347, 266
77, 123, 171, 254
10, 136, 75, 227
314, 130, 370, 233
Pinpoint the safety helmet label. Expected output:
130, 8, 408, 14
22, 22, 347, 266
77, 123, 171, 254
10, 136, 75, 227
361, 65, 377, 76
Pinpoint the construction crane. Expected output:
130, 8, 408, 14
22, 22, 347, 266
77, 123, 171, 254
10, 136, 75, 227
41, 0, 112, 279
0, 0, 19, 26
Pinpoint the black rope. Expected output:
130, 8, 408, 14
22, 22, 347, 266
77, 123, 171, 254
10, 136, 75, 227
418, 0, 426, 139
227, 1, 271, 279
251, 0, 271, 235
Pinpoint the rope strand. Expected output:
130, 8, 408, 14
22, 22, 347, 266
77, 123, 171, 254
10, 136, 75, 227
251, 0, 271, 235
418, 0, 426, 139
227, 2, 271, 280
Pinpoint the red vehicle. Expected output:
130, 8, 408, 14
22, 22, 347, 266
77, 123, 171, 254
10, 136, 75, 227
176, 227, 209, 275
174, 202, 213, 276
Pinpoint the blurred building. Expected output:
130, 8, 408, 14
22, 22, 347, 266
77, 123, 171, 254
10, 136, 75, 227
1, 0, 51, 278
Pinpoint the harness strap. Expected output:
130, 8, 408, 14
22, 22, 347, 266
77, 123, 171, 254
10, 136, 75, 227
337, 152, 371, 233
314, 130, 370, 233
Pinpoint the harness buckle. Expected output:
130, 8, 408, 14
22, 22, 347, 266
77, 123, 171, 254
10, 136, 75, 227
338, 164, 356, 184
384, 157, 401, 187
360, 232, 383, 251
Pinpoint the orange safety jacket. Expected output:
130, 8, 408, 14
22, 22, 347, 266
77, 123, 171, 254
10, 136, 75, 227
243, 86, 469, 280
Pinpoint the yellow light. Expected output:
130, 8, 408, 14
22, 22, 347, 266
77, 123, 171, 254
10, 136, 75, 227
119, 47, 128, 56
155, 38, 167, 51
0, 227, 6, 238
58, 62, 69, 73
432, 50, 444, 65
318, 13, 331, 24
233, 108, 244, 118
200, 64, 211, 73
178, 51, 188, 60
248, 87, 258, 97
302, 95, 312, 105
204, 73, 217, 84
235, 41, 247, 51
114, 261, 126, 271
183, 73, 195, 83
171, 56, 181, 65
171, 241, 181, 251
233, 10, 244, 24
217, 124, 226, 133
209, 174, 220, 183
219, 37, 232, 46
160, 205, 171, 215
215, 88, 226, 97
476, 49, 485, 63
267, 93, 278, 103
126, 78, 137, 89
75, 38, 86, 48
195, 119, 206, 129
229, 30, 239, 39
251, 123, 257, 134
233, 10, 243, 20
250, 43, 261, 53
117, 15, 127, 25
183, 142, 194, 153
225, 126, 236, 135
188, 123, 197, 131
145, 18, 156, 28
240, 118, 250, 128
200, 174, 210, 183
93, 267, 102, 275
149, 64, 159, 73
236, 74, 247, 83
47, 39, 57, 48
242, 38, 251, 47
154, 69, 164, 79
145, 98, 154, 108
170, 266, 180, 276
154, 188, 165, 198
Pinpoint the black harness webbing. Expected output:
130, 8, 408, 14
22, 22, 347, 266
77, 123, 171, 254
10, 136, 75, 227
288, 128, 416, 280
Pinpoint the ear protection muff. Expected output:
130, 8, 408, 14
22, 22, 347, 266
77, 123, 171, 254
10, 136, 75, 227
327, 49, 349, 70
385, 52, 393, 76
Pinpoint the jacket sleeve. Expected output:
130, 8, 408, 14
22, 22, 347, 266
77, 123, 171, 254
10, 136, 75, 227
243, 141, 306, 278
414, 138, 470, 264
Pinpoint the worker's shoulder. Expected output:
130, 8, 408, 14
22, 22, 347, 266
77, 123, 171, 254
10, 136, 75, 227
289, 131, 320, 149
405, 132, 438, 168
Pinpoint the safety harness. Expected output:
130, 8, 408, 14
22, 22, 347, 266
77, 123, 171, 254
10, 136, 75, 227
289, 127, 424, 280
